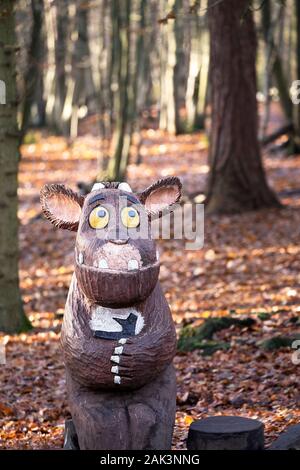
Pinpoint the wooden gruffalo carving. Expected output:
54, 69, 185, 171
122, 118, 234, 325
40, 177, 182, 450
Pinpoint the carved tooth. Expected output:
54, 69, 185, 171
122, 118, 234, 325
128, 259, 139, 271
156, 249, 160, 261
98, 259, 108, 269
111, 355, 120, 364
111, 365, 119, 374
114, 375, 121, 385
93, 260, 98, 268
118, 338, 127, 345
114, 346, 123, 355
78, 252, 84, 264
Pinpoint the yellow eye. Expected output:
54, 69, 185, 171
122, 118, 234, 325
121, 207, 140, 228
89, 206, 109, 229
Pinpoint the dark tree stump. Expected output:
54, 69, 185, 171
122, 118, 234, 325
187, 416, 264, 450
269, 424, 300, 450
63, 419, 80, 450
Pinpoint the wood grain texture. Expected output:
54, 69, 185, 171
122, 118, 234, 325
66, 364, 176, 450
74, 260, 160, 307
40, 178, 182, 449
61, 275, 177, 390
40, 184, 84, 231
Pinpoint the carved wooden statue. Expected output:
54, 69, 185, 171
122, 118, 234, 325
40, 177, 182, 450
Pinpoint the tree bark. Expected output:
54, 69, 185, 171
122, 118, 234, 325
20, 0, 44, 140
0, 0, 31, 332
294, 0, 300, 144
159, 0, 176, 134
106, 0, 133, 181
173, 0, 190, 134
206, 0, 279, 214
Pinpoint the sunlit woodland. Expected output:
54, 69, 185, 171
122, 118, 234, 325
0, 0, 300, 450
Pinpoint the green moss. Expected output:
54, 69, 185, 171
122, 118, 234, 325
177, 336, 230, 355
257, 312, 271, 321
259, 334, 300, 351
178, 316, 255, 353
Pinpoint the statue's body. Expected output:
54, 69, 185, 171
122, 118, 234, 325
40, 178, 182, 450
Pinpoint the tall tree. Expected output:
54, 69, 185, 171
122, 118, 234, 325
105, 0, 142, 181
294, 0, 300, 147
261, 1, 293, 129
159, 0, 177, 134
0, 0, 31, 332
105, 0, 131, 181
206, 0, 279, 213
20, 0, 45, 139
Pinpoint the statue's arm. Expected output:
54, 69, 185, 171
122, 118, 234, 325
111, 295, 177, 389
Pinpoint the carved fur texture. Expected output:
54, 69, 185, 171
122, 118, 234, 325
40, 177, 182, 449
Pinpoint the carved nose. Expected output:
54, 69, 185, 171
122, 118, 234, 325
105, 230, 129, 245
105, 228, 129, 244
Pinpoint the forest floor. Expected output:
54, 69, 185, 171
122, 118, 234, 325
1, 117, 300, 449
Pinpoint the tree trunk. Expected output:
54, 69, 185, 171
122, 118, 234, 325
294, 0, 300, 145
185, 1, 202, 132
53, 0, 68, 133
206, 0, 279, 214
106, 0, 131, 181
159, 0, 176, 134
20, 0, 44, 140
261, 1, 293, 124
0, 0, 31, 332
260, 1, 295, 152
173, 0, 190, 134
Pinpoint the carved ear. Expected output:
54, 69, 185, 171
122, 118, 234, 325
40, 184, 84, 231
139, 176, 182, 216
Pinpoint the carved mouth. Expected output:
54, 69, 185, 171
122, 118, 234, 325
74, 257, 160, 307
75, 249, 159, 273
75, 257, 160, 274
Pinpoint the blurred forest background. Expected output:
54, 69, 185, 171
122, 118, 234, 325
1, 0, 300, 449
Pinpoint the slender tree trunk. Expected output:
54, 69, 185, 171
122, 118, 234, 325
106, 0, 131, 181
44, 0, 57, 130
97, 0, 112, 173
185, 1, 201, 132
260, 0, 272, 139
294, 0, 300, 144
159, 0, 176, 134
20, 0, 44, 140
53, 0, 68, 132
71, 1, 98, 136
206, 0, 279, 214
0, 0, 31, 332
60, 1, 98, 138
261, 1, 293, 124
173, 0, 190, 134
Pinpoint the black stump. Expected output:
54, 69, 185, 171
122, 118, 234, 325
187, 416, 264, 450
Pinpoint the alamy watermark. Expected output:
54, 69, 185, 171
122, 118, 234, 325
290, 80, 300, 104
93, 199, 204, 250
0, 79, 5, 104
0, 340, 6, 365
291, 340, 300, 365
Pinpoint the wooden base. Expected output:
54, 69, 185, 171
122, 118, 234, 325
66, 364, 176, 450
187, 416, 264, 450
